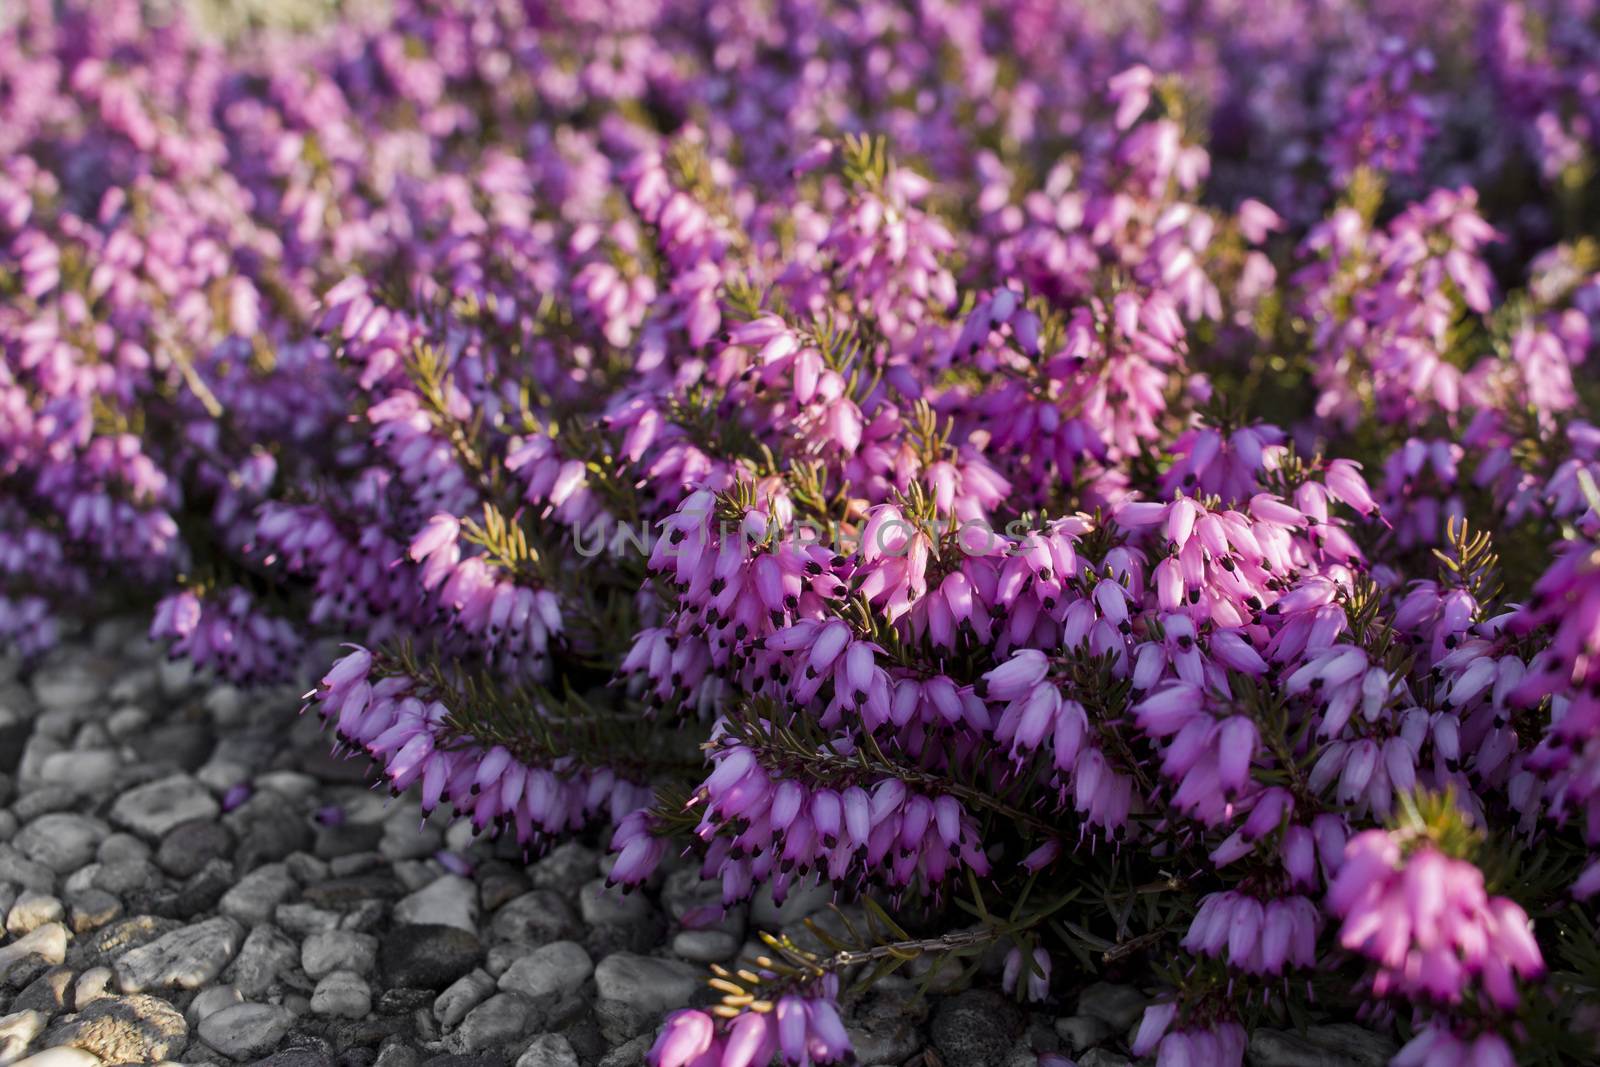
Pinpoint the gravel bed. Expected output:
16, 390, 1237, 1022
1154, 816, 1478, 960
0, 621, 1393, 1067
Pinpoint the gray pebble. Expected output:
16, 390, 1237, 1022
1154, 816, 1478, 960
186, 984, 244, 1024
577, 881, 650, 927
1055, 1015, 1115, 1052
395, 876, 479, 934
226, 923, 300, 997
448, 993, 531, 1053
311, 970, 373, 1019
497, 942, 592, 1001
489, 892, 578, 946
670, 930, 738, 963
13, 815, 104, 875
591, 954, 699, 1015
302, 930, 378, 979
514, 1034, 579, 1067
6, 891, 65, 936
110, 775, 219, 840
113, 916, 243, 994
1074, 984, 1149, 1031
434, 969, 496, 1029
198, 1002, 294, 1060
219, 863, 296, 926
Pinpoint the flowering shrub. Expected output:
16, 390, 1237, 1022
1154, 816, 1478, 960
5, 0, 1600, 1062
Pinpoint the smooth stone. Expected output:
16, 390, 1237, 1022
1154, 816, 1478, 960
35, 753, 119, 795
230, 796, 314, 873
227, 924, 300, 997
13, 816, 104, 875
0, 848, 56, 893
302, 930, 378, 979
30, 662, 104, 710
497, 942, 592, 1001
202, 685, 246, 727
113, 916, 243, 993
1055, 1015, 1114, 1053
253, 771, 318, 799
373, 1041, 421, 1067
95, 835, 149, 865
198, 1003, 294, 1060
44, 993, 188, 1063
379, 925, 483, 990
14, 966, 73, 1015
10, 790, 78, 828
90, 859, 156, 897
155, 820, 234, 879
129, 721, 214, 775
1075, 984, 1149, 1031
488, 892, 578, 947
7, 892, 64, 936
9, 1049, 104, 1067
285, 854, 332, 885
514, 1034, 579, 1067
1076, 1052, 1131, 1067
670, 930, 738, 963
0, 1010, 47, 1064
195, 755, 251, 796
311, 970, 372, 1019
749, 878, 832, 927
186, 984, 244, 1024
577, 881, 650, 927
313, 822, 384, 861
1247, 1024, 1397, 1067
434, 971, 497, 1029
64, 890, 121, 935
660, 869, 730, 924
476, 874, 530, 917
448, 994, 531, 1053
395, 877, 478, 934
109, 776, 219, 840
70, 969, 114, 1010
379, 816, 442, 863
591, 954, 700, 1014
529, 844, 599, 893
592, 998, 652, 1049
0, 925, 68, 986
596, 1034, 651, 1067
157, 658, 194, 697
275, 903, 340, 938
220, 863, 297, 926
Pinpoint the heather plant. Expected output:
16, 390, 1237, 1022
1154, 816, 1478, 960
5, 0, 1600, 1064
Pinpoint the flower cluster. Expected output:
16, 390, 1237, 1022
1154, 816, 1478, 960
1328, 830, 1544, 1010
649, 989, 852, 1067
6, 0, 1600, 1063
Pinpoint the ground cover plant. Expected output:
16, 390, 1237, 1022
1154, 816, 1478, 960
4, 0, 1600, 1063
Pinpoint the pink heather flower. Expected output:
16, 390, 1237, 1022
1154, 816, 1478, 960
650, 1010, 716, 1067
1183, 891, 1320, 974
1392, 1023, 1515, 1067
652, 990, 851, 1067
1133, 1004, 1245, 1067
11, 4, 1600, 1057
1326, 831, 1544, 1010
1002, 946, 1052, 1001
